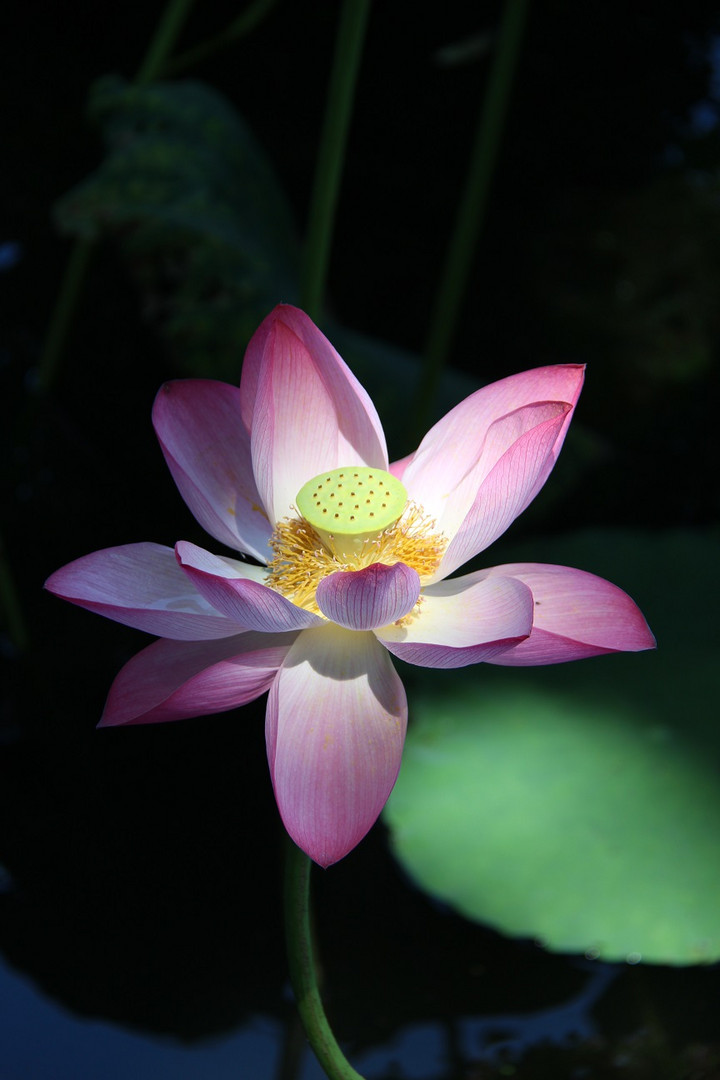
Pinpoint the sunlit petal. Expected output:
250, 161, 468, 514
266, 625, 407, 866
435, 404, 572, 579
247, 306, 388, 523
376, 573, 533, 668
403, 364, 584, 513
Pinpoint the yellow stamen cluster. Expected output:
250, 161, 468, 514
267, 500, 447, 616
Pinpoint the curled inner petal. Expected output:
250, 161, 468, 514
316, 562, 421, 630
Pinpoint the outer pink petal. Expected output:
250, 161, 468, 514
44, 543, 238, 640
266, 624, 407, 867
375, 574, 533, 668
402, 365, 584, 566
479, 563, 657, 665
247, 307, 388, 523
99, 632, 296, 726
435, 404, 572, 579
153, 380, 272, 562
176, 541, 323, 632
316, 562, 421, 630
403, 365, 583, 505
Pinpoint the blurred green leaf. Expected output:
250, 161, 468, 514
55, 76, 300, 379
52, 75, 491, 428
386, 528, 720, 964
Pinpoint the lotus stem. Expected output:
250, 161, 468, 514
284, 839, 365, 1080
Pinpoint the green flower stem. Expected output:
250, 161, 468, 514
300, 0, 371, 322
36, 0, 197, 393
164, 0, 278, 77
414, 0, 530, 433
284, 839, 365, 1080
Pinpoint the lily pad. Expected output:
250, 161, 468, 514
385, 529, 720, 964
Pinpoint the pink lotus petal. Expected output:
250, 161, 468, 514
44, 543, 238, 640
430, 400, 570, 534
246, 306, 389, 523
153, 379, 272, 562
403, 364, 583, 503
389, 452, 414, 481
241, 306, 387, 448
376, 574, 533, 668
316, 562, 421, 630
479, 562, 657, 665
402, 365, 583, 553
266, 625, 407, 866
100, 632, 296, 726
435, 404, 573, 579
176, 541, 323, 632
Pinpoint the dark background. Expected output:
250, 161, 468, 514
2, 2, 720, 1077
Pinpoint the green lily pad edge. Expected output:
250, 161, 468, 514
384, 528, 720, 965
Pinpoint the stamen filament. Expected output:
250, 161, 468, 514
267, 501, 446, 616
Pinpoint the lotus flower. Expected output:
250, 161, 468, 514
45, 305, 655, 866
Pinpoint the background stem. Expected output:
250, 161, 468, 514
165, 0, 278, 76
413, 0, 530, 434
300, 0, 371, 322
135, 0, 197, 85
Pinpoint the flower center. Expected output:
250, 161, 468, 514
266, 466, 447, 615
295, 466, 407, 560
